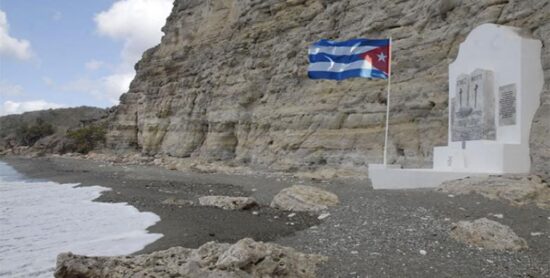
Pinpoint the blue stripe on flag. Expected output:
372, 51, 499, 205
313, 38, 390, 47
308, 53, 367, 64
308, 69, 388, 81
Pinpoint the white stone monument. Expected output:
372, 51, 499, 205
368, 24, 544, 189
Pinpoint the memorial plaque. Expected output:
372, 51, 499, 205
456, 74, 470, 110
499, 84, 517, 126
451, 69, 496, 141
451, 74, 469, 141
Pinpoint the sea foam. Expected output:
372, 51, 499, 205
0, 162, 162, 277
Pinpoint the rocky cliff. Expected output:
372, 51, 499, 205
106, 0, 549, 177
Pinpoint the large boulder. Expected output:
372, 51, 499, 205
450, 218, 528, 251
55, 238, 327, 278
437, 175, 550, 209
271, 185, 339, 212
198, 196, 258, 210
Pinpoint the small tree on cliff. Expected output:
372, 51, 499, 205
66, 123, 107, 154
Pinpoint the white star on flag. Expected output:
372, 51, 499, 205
377, 52, 387, 62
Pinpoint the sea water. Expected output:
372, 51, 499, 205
0, 162, 163, 277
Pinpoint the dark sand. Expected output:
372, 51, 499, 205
1, 156, 319, 254
2, 156, 549, 277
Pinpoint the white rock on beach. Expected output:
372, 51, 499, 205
198, 196, 258, 210
450, 218, 528, 251
55, 238, 327, 278
271, 185, 339, 212
437, 175, 550, 209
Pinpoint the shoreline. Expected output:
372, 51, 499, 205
0, 155, 320, 254
2, 155, 549, 277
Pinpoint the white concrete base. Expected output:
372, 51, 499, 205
368, 164, 489, 189
433, 141, 529, 173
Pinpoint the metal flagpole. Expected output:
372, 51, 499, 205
383, 37, 392, 166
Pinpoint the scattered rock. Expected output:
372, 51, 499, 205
55, 238, 327, 278
198, 196, 258, 210
271, 185, 339, 212
318, 213, 331, 220
437, 175, 550, 209
419, 250, 427, 256
530, 232, 543, 237
450, 218, 528, 251
288, 213, 296, 218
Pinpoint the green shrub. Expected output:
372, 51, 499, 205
16, 118, 55, 146
67, 124, 107, 154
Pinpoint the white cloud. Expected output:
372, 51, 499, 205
0, 10, 33, 61
102, 73, 134, 103
57, 74, 133, 104
95, 0, 172, 66
85, 60, 104, 71
1, 100, 65, 116
54, 0, 171, 105
90, 0, 172, 103
0, 80, 24, 96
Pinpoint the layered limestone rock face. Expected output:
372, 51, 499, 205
107, 0, 550, 176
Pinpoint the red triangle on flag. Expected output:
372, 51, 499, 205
360, 45, 390, 75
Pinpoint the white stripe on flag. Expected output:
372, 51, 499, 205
308, 45, 377, 56
308, 60, 373, 72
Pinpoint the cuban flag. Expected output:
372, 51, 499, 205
308, 38, 391, 80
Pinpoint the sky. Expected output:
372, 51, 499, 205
0, 0, 173, 116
